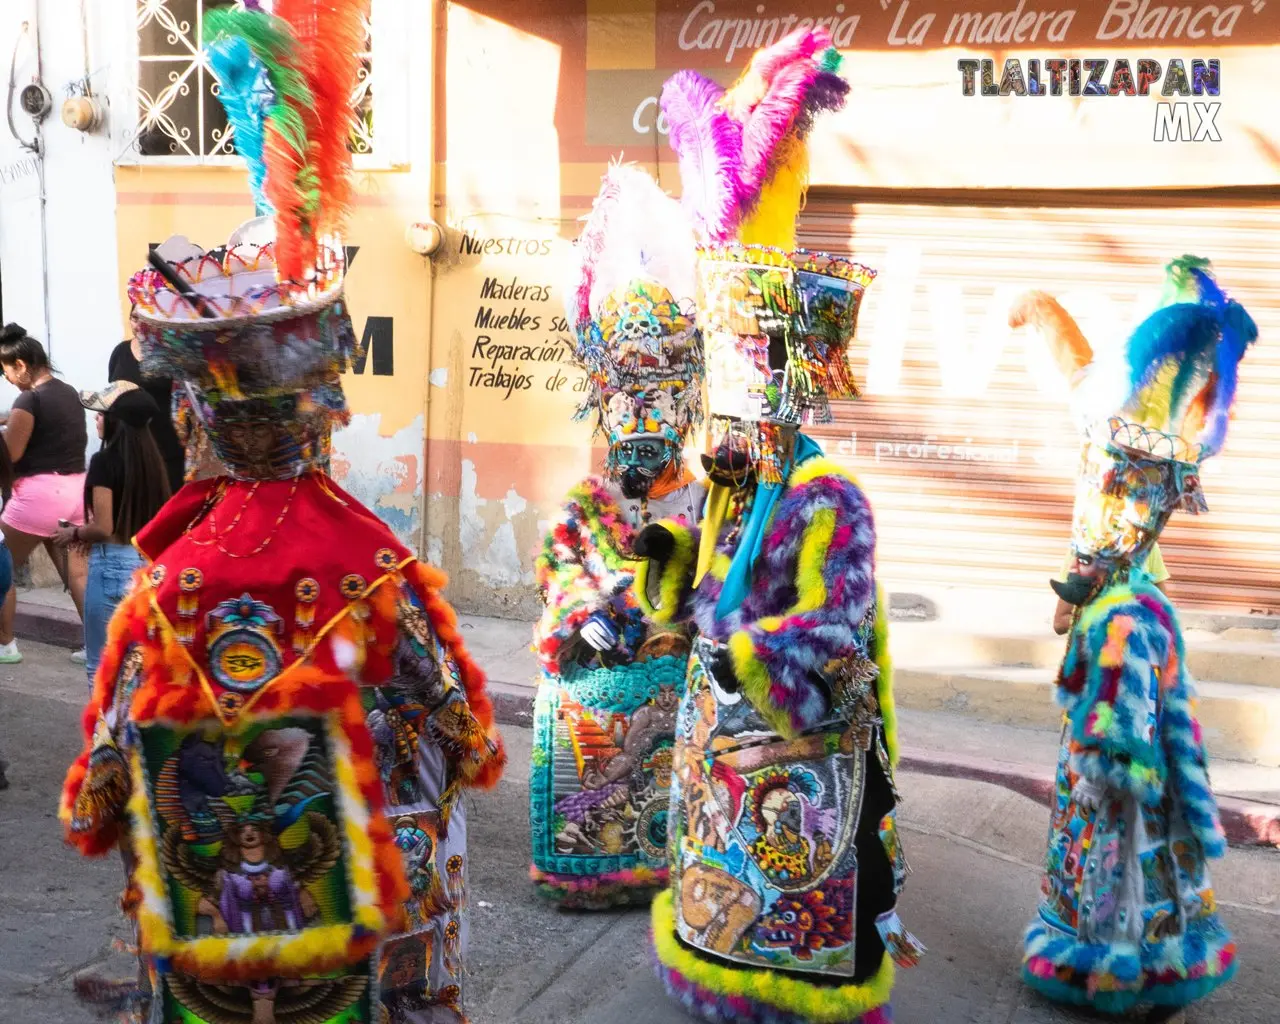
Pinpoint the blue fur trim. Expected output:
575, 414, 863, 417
1022, 913, 1236, 1012
1062, 580, 1226, 851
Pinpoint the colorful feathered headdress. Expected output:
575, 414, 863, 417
661, 27, 849, 250
204, 0, 368, 281
1012, 257, 1257, 569
564, 162, 703, 484
660, 28, 873, 484
126, 0, 370, 481
1011, 257, 1257, 460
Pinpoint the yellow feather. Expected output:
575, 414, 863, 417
738, 134, 808, 250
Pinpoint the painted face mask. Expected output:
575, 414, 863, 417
575, 278, 703, 493
1068, 418, 1207, 573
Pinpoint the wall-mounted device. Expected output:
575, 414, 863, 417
406, 219, 445, 258
18, 81, 51, 121
61, 95, 104, 133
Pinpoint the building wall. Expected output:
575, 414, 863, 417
426, 0, 1280, 618
6, 1, 1278, 619
0, 0, 123, 419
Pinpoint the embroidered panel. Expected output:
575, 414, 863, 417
670, 645, 867, 976
158, 961, 375, 1022
530, 655, 686, 877
136, 715, 354, 941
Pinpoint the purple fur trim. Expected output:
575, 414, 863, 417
692, 468, 876, 734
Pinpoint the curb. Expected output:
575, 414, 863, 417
16, 597, 1278, 850
488, 684, 1280, 851
14, 595, 81, 650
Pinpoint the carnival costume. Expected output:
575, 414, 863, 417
1012, 257, 1253, 1016
641, 29, 920, 1024
59, 4, 504, 1023
529, 164, 705, 909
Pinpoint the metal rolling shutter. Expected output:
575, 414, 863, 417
796, 192, 1280, 614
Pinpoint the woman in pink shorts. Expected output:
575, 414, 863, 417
0, 324, 88, 663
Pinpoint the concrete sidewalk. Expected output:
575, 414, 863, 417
15, 586, 1280, 847
2, 639, 1278, 1024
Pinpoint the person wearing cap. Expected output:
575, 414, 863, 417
52, 381, 171, 684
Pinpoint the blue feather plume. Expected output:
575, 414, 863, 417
206, 35, 275, 216
1200, 298, 1258, 456
1122, 303, 1221, 396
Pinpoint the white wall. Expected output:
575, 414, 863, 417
0, 0, 121, 416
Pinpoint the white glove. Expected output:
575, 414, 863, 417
1071, 776, 1108, 812
579, 615, 619, 652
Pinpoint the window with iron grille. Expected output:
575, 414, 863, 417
125, 0, 387, 164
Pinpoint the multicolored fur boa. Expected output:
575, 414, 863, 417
533, 476, 645, 672
635, 457, 878, 739
1057, 574, 1226, 856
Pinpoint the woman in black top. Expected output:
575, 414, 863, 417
107, 334, 185, 492
52, 380, 171, 683
0, 324, 88, 663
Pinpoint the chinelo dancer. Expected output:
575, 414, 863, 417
1012, 257, 1253, 1023
529, 163, 706, 909
58, 4, 504, 1022
639, 28, 922, 1024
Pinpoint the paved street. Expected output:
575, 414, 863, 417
2, 639, 1278, 1024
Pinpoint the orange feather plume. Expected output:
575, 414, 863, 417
1009, 290, 1094, 382
272, 0, 369, 242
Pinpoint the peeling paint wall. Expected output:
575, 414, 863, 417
330, 413, 425, 550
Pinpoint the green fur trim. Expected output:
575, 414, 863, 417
729, 628, 797, 739
872, 586, 898, 767
651, 889, 895, 1023
634, 519, 696, 623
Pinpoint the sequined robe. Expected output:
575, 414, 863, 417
639, 452, 912, 1024
530, 475, 703, 907
60, 474, 505, 1024
1023, 575, 1235, 1013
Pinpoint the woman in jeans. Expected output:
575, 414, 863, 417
53, 381, 171, 684
0, 324, 89, 664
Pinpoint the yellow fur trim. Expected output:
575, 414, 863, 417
127, 715, 389, 978
873, 586, 898, 767
651, 889, 894, 1023
788, 455, 854, 490
634, 519, 696, 623
331, 717, 388, 934
795, 508, 834, 613
729, 629, 796, 740
694, 484, 733, 587
129, 748, 177, 953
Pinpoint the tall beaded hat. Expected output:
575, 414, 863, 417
126, 0, 368, 483
661, 26, 876, 483
564, 162, 703, 484
1012, 257, 1258, 572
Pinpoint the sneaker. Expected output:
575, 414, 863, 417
70, 648, 87, 664
0, 641, 21, 664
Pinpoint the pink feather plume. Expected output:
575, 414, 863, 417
660, 71, 744, 245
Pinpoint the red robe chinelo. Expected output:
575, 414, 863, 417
61, 472, 505, 1024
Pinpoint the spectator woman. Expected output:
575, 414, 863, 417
0, 324, 88, 664
52, 381, 171, 684
107, 332, 185, 492
0, 437, 14, 787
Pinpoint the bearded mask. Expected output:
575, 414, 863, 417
1068, 419, 1207, 573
